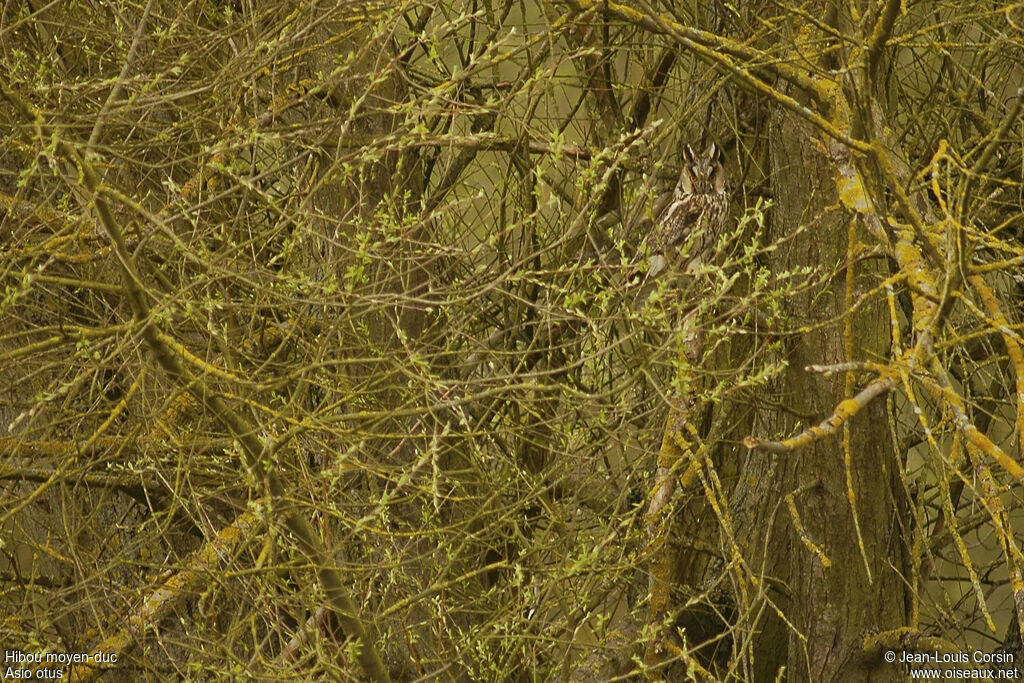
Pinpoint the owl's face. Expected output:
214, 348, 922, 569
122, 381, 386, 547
675, 142, 727, 197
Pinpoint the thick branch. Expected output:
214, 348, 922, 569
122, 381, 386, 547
865, 0, 901, 82
745, 373, 896, 454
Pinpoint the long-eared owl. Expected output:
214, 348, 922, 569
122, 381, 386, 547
644, 142, 729, 277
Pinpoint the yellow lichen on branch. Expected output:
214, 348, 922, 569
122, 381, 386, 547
786, 492, 831, 568
64, 511, 263, 682
644, 310, 704, 672
968, 274, 1024, 459
745, 373, 896, 454
917, 362, 1024, 486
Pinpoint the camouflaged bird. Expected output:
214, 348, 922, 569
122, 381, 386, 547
642, 141, 729, 280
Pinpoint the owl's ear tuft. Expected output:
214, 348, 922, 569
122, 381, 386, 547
684, 144, 696, 164
704, 142, 719, 161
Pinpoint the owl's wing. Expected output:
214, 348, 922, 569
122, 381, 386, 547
655, 197, 706, 250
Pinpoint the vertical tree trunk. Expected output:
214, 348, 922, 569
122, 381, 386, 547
729, 109, 908, 682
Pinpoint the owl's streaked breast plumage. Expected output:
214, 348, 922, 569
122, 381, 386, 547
651, 191, 727, 255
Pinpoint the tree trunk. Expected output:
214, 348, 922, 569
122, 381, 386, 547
728, 108, 909, 682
